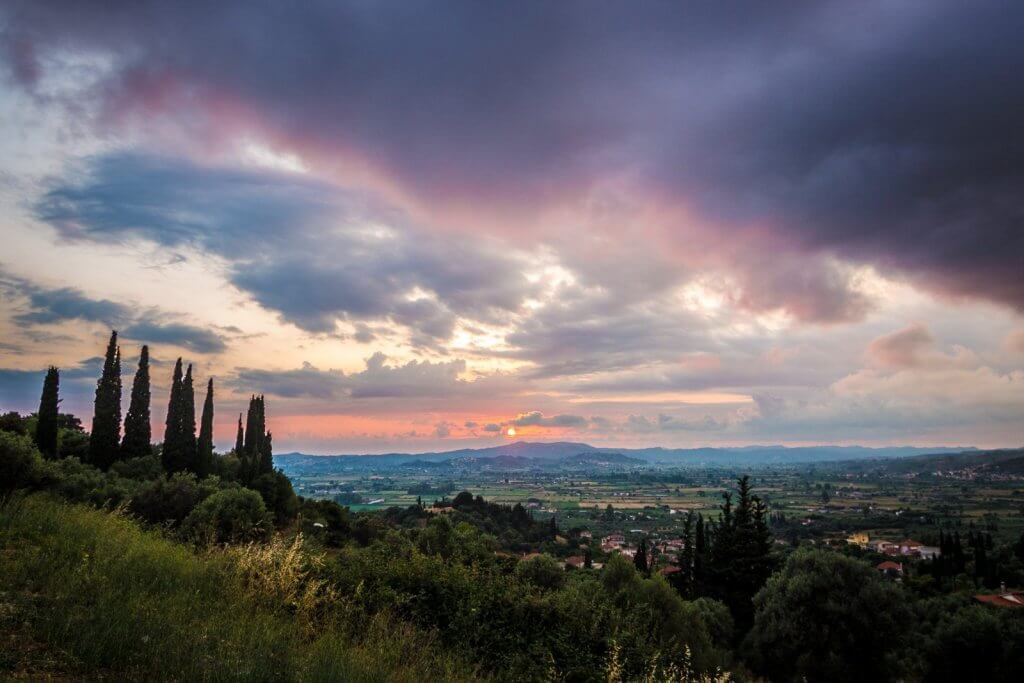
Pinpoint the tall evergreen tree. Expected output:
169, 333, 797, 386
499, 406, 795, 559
634, 538, 649, 574
35, 366, 60, 459
121, 345, 152, 459
162, 358, 185, 473
197, 377, 215, 478
88, 331, 122, 469
181, 364, 197, 472
234, 413, 244, 454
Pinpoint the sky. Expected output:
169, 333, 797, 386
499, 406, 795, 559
0, 0, 1022, 454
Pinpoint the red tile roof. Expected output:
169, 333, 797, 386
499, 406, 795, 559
659, 565, 682, 575
974, 593, 1024, 608
876, 561, 903, 571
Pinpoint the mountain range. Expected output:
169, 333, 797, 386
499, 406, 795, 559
274, 441, 976, 475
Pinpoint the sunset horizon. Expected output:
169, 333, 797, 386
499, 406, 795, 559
2, 1, 1021, 455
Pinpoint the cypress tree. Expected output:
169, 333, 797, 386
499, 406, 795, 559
243, 395, 258, 456
162, 358, 184, 473
197, 377, 215, 478
234, 413, 244, 454
181, 364, 197, 472
88, 331, 122, 469
35, 366, 60, 459
121, 345, 152, 459
261, 431, 273, 474
634, 538, 649, 574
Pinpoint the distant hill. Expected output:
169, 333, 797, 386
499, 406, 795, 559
275, 441, 976, 477
849, 448, 1024, 477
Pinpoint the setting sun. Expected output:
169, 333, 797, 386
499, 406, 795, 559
506, 427, 516, 437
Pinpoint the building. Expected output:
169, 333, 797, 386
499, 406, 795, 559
565, 556, 586, 570
659, 565, 682, 577
876, 561, 903, 579
602, 533, 625, 548
974, 589, 1024, 608
846, 532, 869, 548
899, 539, 924, 556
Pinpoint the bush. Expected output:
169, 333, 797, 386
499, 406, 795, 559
0, 431, 42, 493
746, 548, 910, 682
182, 488, 272, 544
129, 472, 218, 527
111, 454, 163, 481
514, 554, 566, 590
250, 470, 299, 525
35, 457, 136, 507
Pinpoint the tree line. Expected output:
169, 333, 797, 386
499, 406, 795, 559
33, 330, 275, 483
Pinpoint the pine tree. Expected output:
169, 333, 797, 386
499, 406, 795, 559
88, 331, 122, 469
197, 377, 215, 478
121, 345, 152, 459
35, 366, 60, 459
181, 364, 197, 472
162, 358, 185, 473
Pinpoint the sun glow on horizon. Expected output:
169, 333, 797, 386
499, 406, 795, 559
506, 426, 517, 437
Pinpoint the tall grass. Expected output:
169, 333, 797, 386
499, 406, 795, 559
0, 493, 479, 681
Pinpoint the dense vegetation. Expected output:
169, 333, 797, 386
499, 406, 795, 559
2, 331, 1023, 681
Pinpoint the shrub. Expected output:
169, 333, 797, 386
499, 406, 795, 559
129, 472, 218, 527
250, 470, 299, 525
182, 488, 272, 544
0, 431, 41, 493
514, 554, 566, 591
111, 454, 163, 481
746, 548, 910, 682
35, 456, 136, 507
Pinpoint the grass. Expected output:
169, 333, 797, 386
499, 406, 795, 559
0, 493, 479, 681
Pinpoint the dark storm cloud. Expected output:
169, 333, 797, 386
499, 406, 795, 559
0, 273, 131, 327
5, 0, 1023, 315
121, 320, 228, 354
34, 153, 533, 340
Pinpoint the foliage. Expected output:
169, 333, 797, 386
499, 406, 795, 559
0, 431, 43, 493
181, 487, 273, 544
250, 469, 300, 525
129, 472, 218, 528
514, 554, 566, 590
35, 366, 59, 458
87, 331, 122, 470
121, 345, 152, 459
196, 377, 215, 478
746, 548, 910, 682
0, 494, 477, 681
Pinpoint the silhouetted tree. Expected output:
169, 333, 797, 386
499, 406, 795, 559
634, 538, 649, 574
197, 377, 214, 478
121, 345, 152, 459
35, 366, 59, 458
88, 331, 122, 469
234, 413, 244, 454
181, 364, 197, 472
162, 358, 187, 474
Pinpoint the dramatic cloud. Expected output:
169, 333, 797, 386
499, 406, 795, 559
34, 153, 534, 341
121, 321, 227, 354
230, 353, 483, 402
4, 0, 1022, 315
1, 1, 1022, 450
1, 273, 130, 327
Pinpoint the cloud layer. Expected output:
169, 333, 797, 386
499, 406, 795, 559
1, 1, 1022, 451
